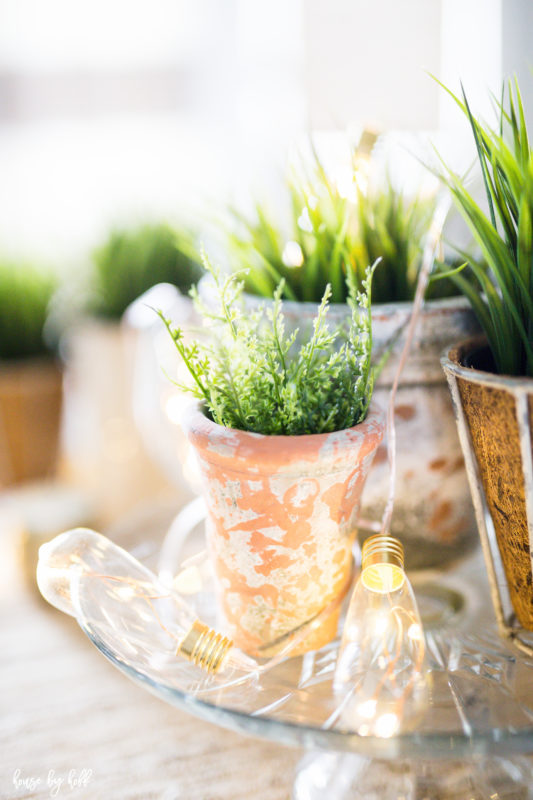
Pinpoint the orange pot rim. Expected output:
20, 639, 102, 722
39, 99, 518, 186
181, 401, 385, 474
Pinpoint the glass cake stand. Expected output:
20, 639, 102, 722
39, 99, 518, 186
93, 499, 533, 799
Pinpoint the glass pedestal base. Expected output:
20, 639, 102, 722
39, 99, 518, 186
411, 581, 465, 630
95, 498, 533, 800
293, 752, 533, 800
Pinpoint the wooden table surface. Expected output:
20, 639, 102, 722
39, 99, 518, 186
0, 532, 300, 800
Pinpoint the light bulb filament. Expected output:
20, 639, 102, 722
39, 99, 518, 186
362, 564, 405, 593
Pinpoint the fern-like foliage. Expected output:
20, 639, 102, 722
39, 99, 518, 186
157, 253, 377, 435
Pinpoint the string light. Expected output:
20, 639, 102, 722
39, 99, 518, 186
36, 527, 351, 676
334, 534, 428, 737
333, 197, 451, 736
37, 528, 245, 674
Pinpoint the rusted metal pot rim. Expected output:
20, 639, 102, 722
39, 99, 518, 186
441, 337, 533, 396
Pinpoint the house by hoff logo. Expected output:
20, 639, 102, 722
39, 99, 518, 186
12, 768, 93, 797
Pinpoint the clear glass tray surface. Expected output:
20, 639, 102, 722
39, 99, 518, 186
82, 501, 533, 762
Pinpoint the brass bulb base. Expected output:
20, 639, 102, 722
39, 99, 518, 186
177, 620, 233, 673
362, 534, 404, 571
361, 535, 405, 594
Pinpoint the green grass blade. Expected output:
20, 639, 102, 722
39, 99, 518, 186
461, 84, 497, 229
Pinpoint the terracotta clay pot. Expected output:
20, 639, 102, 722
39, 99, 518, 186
442, 339, 533, 631
0, 358, 62, 486
181, 403, 385, 656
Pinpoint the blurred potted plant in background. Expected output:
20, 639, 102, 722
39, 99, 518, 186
88, 222, 203, 319
0, 262, 61, 486
158, 256, 384, 656
224, 137, 480, 570
60, 221, 204, 525
440, 79, 533, 646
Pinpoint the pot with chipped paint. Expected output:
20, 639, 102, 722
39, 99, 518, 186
363, 297, 481, 570
181, 401, 385, 657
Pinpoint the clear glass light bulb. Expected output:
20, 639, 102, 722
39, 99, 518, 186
334, 534, 428, 738
36, 528, 242, 674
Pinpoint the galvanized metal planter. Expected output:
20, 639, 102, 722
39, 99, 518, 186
442, 339, 533, 655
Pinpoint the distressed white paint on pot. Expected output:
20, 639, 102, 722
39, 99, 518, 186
181, 401, 385, 656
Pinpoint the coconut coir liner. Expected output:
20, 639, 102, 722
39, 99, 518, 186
450, 343, 533, 629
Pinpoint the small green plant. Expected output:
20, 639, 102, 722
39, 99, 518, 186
0, 262, 57, 360
434, 78, 533, 377
227, 148, 442, 305
157, 254, 377, 435
90, 222, 204, 319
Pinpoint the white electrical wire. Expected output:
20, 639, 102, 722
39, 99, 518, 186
380, 195, 452, 538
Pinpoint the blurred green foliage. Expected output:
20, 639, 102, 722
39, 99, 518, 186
90, 222, 204, 319
0, 263, 57, 360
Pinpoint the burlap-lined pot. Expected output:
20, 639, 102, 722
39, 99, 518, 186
442, 338, 533, 634
0, 358, 63, 486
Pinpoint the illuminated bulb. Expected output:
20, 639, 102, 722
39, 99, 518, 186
336, 172, 358, 202
281, 240, 304, 268
36, 528, 249, 675
164, 392, 189, 425
297, 207, 313, 233
334, 534, 428, 737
